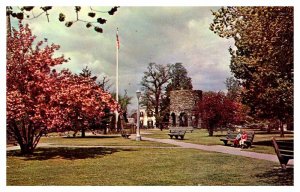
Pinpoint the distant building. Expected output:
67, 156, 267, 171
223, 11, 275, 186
127, 117, 135, 124
169, 89, 202, 128
134, 90, 202, 129
139, 107, 156, 128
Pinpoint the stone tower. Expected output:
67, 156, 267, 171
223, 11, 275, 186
169, 89, 202, 128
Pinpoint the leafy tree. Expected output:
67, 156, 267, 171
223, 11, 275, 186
111, 90, 132, 122
77, 66, 102, 136
79, 65, 112, 92
210, 7, 293, 136
98, 76, 112, 92
140, 63, 171, 128
166, 63, 193, 92
225, 76, 241, 101
51, 69, 119, 138
198, 91, 237, 136
7, 22, 67, 154
7, 22, 119, 154
79, 66, 97, 81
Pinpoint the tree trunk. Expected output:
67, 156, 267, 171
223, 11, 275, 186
208, 122, 214, 136
267, 124, 271, 134
20, 143, 35, 155
81, 128, 86, 138
208, 127, 214, 136
10, 120, 34, 155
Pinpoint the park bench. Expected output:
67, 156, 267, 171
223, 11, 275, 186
168, 130, 186, 140
220, 131, 255, 148
169, 127, 194, 133
184, 127, 194, 133
272, 137, 294, 170
120, 130, 131, 139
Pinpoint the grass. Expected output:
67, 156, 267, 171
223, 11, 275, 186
39, 135, 177, 147
142, 129, 234, 145
7, 147, 293, 186
142, 128, 294, 154
7, 129, 294, 185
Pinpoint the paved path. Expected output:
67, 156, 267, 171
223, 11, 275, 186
141, 136, 294, 165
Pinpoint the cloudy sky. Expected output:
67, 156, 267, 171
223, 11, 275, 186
10, 6, 235, 112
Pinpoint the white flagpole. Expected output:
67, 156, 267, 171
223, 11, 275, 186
115, 28, 119, 131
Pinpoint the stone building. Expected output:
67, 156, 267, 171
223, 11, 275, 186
169, 89, 202, 128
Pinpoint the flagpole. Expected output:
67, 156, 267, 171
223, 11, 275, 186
115, 28, 119, 131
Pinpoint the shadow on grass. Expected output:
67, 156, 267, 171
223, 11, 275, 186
7, 147, 135, 161
62, 135, 121, 139
255, 167, 294, 185
253, 140, 273, 146
211, 135, 226, 138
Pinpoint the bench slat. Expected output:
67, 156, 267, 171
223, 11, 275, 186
168, 130, 186, 140
272, 137, 294, 170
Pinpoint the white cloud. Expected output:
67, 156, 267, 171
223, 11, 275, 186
12, 6, 235, 110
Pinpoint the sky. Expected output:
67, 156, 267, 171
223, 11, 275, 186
9, 6, 235, 112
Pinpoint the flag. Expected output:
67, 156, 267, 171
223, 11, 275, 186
116, 28, 120, 49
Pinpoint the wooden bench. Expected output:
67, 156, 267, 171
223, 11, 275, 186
168, 130, 186, 140
220, 132, 237, 146
220, 131, 255, 148
184, 127, 194, 133
243, 131, 255, 148
169, 127, 194, 133
121, 130, 131, 139
272, 137, 294, 170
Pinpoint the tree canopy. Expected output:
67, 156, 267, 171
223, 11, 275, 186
7, 22, 118, 154
198, 91, 237, 136
166, 63, 193, 92
210, 7, 293, 136
140, 63, 171, 127
7, 22, 67, 153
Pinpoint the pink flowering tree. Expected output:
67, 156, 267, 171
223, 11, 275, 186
50, 69, 119, 137
7, 22, 119, 154
7, 22, 67, 154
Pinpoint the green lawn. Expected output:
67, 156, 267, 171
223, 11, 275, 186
39, 135, 176, 147
7, 147, 292, 186
142, 128, 294, 154
142, 129, 235, 145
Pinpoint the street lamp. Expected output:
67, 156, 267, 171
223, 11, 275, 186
136, 90, 142, 141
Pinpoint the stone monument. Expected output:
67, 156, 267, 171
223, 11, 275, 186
169, 89, 202, 128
